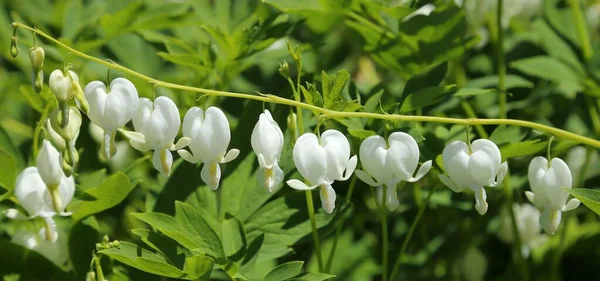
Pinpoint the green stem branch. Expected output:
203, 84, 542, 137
389, 186, 434, 281
13, 22, 600, 149
325, 175, 358, 272
306, 189, 324, 272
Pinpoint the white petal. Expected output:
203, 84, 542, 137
152, 149, 173, 176
201, 161, 221, 190
45, 120, 66, 151
40, 216, 58, 243
385, 184, 399, 211
172, 137, 191, 150
129, 140, 150, 152
182, 107, 204, 139
14, 167, 50, 217
439, 174, 465, 192
387, 132, 421, 181
257, 153, 268, 169
473, 187, 488, 215
402, 3, 436, 22
489, 161, 508, 187
103, 78, 139, 130
355, 169, 379, 186
545, 158, 572, 208
527, 156, 549, 207
321, 130, 352, 182
251, 109, 284, 167
405, 160, 432, 182
194, 107, 232, 162
540, 207, 561, 235
562, 198, 580, 212
468, 149, 497, 188
146, 96, 180, 148
49, 69, 70, 101
221, 149, 240, 163
293, 133, 328, 186
4, 208, 29, 220
177, 149, 198, 164
58, 176, 75, 211
272, 164, 284, 191
37, 140, 63, 187
471, 139, 502, 175
132, 98, 153, 136
83, 81, 108, 128
120, 130, 146, 144
320, 184, 336, 214
359, 135, 393, 184
525, 191, 540, 208
341, 155, 358, 180
442, 141, 472, 189
287, 179, 317, 190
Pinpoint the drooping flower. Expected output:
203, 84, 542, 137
49, 69, 77, 102
89, 123, 134, 171
178, 106, 239, 190
497, 203, 547, 257
84, 78, 139, 160
355, 132, 432, 211
526, 156, 580, 234
251, 109, 284, 192
121, 96, 190, 176
4, 140, 75, 242
439, 139, 508, 215
48, 106, 82, 176
286, 130, 358, 213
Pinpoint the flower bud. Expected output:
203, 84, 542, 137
287, 112, 298, 141
29, 46, 45, 73
49, 69, 74, 102
278, 61, 290, 79
86, 271, 96, 281
32, 70, 44, 93
10, 35, 19, 58
50, 106, 82, 142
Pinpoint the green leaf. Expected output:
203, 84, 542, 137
183, 255, 214, 280
244, 193, 350, 261
323, 70, 350, 108
99, 241, 195, 279
223, 215, 247, 262
489, 125, 526, 146
263, 0, 350, 15
263, 261, 304, 281
510, 56, 583, 98
348, 129, 377, 139
399, 85, 457, 113
0, 127, 24, 170
69, 217, 99, 280
69, 172, 137, 222
132, 212, 198, 251
500, 140, 547, 161
19, 85, 45, 113
401, 62, 448, 97
0, 148, 16, 191
0, 240, 75, 281
453, 88, 495, 97
175, 201, 225, 258
289, 272, 336, 281
568, 188, 600, 216
466, 75, 534, 89
544, 0, 579, 46
531, 19, 585, 76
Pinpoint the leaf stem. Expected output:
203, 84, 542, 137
497, 0, 507, 119
389, 186, 434, 281
568, 0, 593, 61
13, 22, 600, 149
380, 185, 389, 281
306, 189, 324, 272
325, 175, 357, 272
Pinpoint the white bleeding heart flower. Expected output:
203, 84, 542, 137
49, 69, 78, 102
526, 156, 580, 235
5, 141, 74, 241
121, 96, 190, 176
439, 139, 508, 215
12, 225, 69, 265
251, 109, 284, 193
355, 132, 432, 211
84, 78, 139, 160
286, 130, 358, 214
497, 203, 547, 258
178, 106, 239, 190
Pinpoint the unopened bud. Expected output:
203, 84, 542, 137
50, 106, 82, 141
103, 235, 110, 244
278, 61, 290, 79
10, 36, 18, 58
61, 158, 74, 177
29, 46, 45, 72
32, 70, 44, 93
287, 112, 298, 141
108, 240, 120, 248
72, 79, 89, 113
86, 271, 96, 281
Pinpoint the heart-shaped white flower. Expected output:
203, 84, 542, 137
178, 106, 239, 190
121, 96, 189, 176
286, 130, 357, 214
355, 132, 432, 211
84, 78, 139, 160
439, 139, 508, 215
526, 156, 580, 234
251, 109, 284, 193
